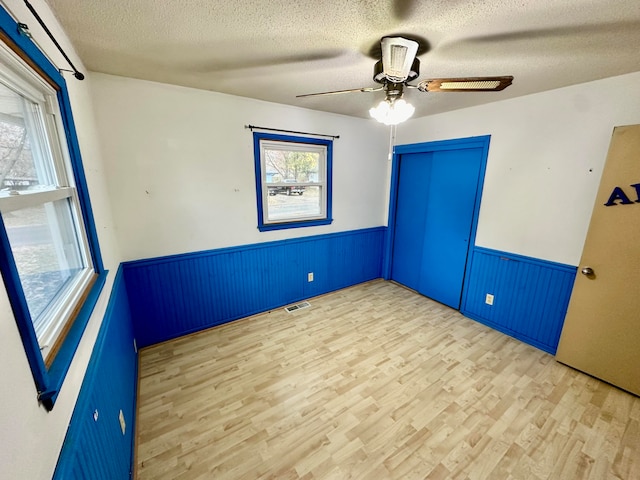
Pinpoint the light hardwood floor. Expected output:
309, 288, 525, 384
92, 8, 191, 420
136, 280, 640, 480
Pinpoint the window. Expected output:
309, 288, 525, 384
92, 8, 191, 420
0, 8, 105, 410
253, 132, 332, 231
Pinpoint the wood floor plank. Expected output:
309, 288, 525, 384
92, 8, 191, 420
136, 280, 640, 479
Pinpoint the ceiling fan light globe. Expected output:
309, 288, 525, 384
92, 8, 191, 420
391, 99, 415, 124
369, 99, 389, 114
370, 98, 415, 125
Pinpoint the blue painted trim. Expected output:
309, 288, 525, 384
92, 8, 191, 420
252, 132, 333, 231
0, 5, 105, 409
0, 7, 103, 271
471, 247, 577, 272
57, 88, 104, 272
383, 135, 491, 285
253, 131, 266, 224
258, 217, 333, 231
0, 7, 65, 86
459, 137, 491, 305
125, 227, 384, 267
394, 135, 491, 155
0, 218, 48, 393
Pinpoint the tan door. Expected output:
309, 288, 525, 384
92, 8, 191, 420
556, 124, 640, 396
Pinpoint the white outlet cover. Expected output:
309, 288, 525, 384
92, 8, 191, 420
308, 272, 314, 282
485, 294, 494, 305
119, 409, 126, 435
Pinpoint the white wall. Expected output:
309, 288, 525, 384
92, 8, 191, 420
89, 73, 390, 261
396, 72, 640, 265
0, 2, 121, 479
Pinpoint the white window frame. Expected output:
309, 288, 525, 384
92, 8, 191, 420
0, 41, 94, 363
253, 132, 333, 231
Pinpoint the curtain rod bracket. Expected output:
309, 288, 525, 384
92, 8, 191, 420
17, 22, 32, 38
59, 69, 85, 80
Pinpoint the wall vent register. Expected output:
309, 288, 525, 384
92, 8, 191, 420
284, 301, 311, 313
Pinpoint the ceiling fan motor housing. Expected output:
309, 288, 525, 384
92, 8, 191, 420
373, 58, 420, 84
383, 82, 405, 101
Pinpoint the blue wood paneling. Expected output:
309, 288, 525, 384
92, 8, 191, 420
54, 268, 137, 480
124, 228, 385, 348
461, 247, 577, 354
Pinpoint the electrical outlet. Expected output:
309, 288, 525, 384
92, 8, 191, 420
308, 272, 314, 282
119, 409, 126, 435
485, 293, 494, 306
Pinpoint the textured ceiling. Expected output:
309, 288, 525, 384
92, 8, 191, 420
44, 0, 640, 119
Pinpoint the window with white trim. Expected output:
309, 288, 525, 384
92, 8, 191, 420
0, 8, 105, 410
253, 132, 333, 231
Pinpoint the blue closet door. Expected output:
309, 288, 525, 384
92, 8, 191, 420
390, 152, 432, 291
417, 148, 481, 308
391, 147, 482, 309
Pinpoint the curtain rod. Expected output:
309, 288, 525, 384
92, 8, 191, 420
245, 124, 339, 140
22, 0, 85, 80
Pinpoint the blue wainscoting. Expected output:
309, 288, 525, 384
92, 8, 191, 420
461, 247, 577, 354
54, 268, 137, 479
123, 227, 385, 348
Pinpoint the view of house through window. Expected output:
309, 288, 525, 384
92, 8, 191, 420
0, 51, 94, 363
255, 134, 332, 230
264, 145, 321, 221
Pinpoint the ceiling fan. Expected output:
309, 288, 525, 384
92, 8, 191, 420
297, 36, 513, 125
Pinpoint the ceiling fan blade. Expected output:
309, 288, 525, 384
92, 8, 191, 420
193, 50, 345, 73
417, 76, 514, 92
296, 86, 382, 98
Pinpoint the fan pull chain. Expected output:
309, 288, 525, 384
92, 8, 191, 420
388, 124, 397, 161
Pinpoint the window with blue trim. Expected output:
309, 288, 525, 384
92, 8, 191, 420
0, 8, 105, 410
253, 132, 333, 231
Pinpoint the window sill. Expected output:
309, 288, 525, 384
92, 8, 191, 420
38, 270, 108, 410
258, 218, 333, 232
